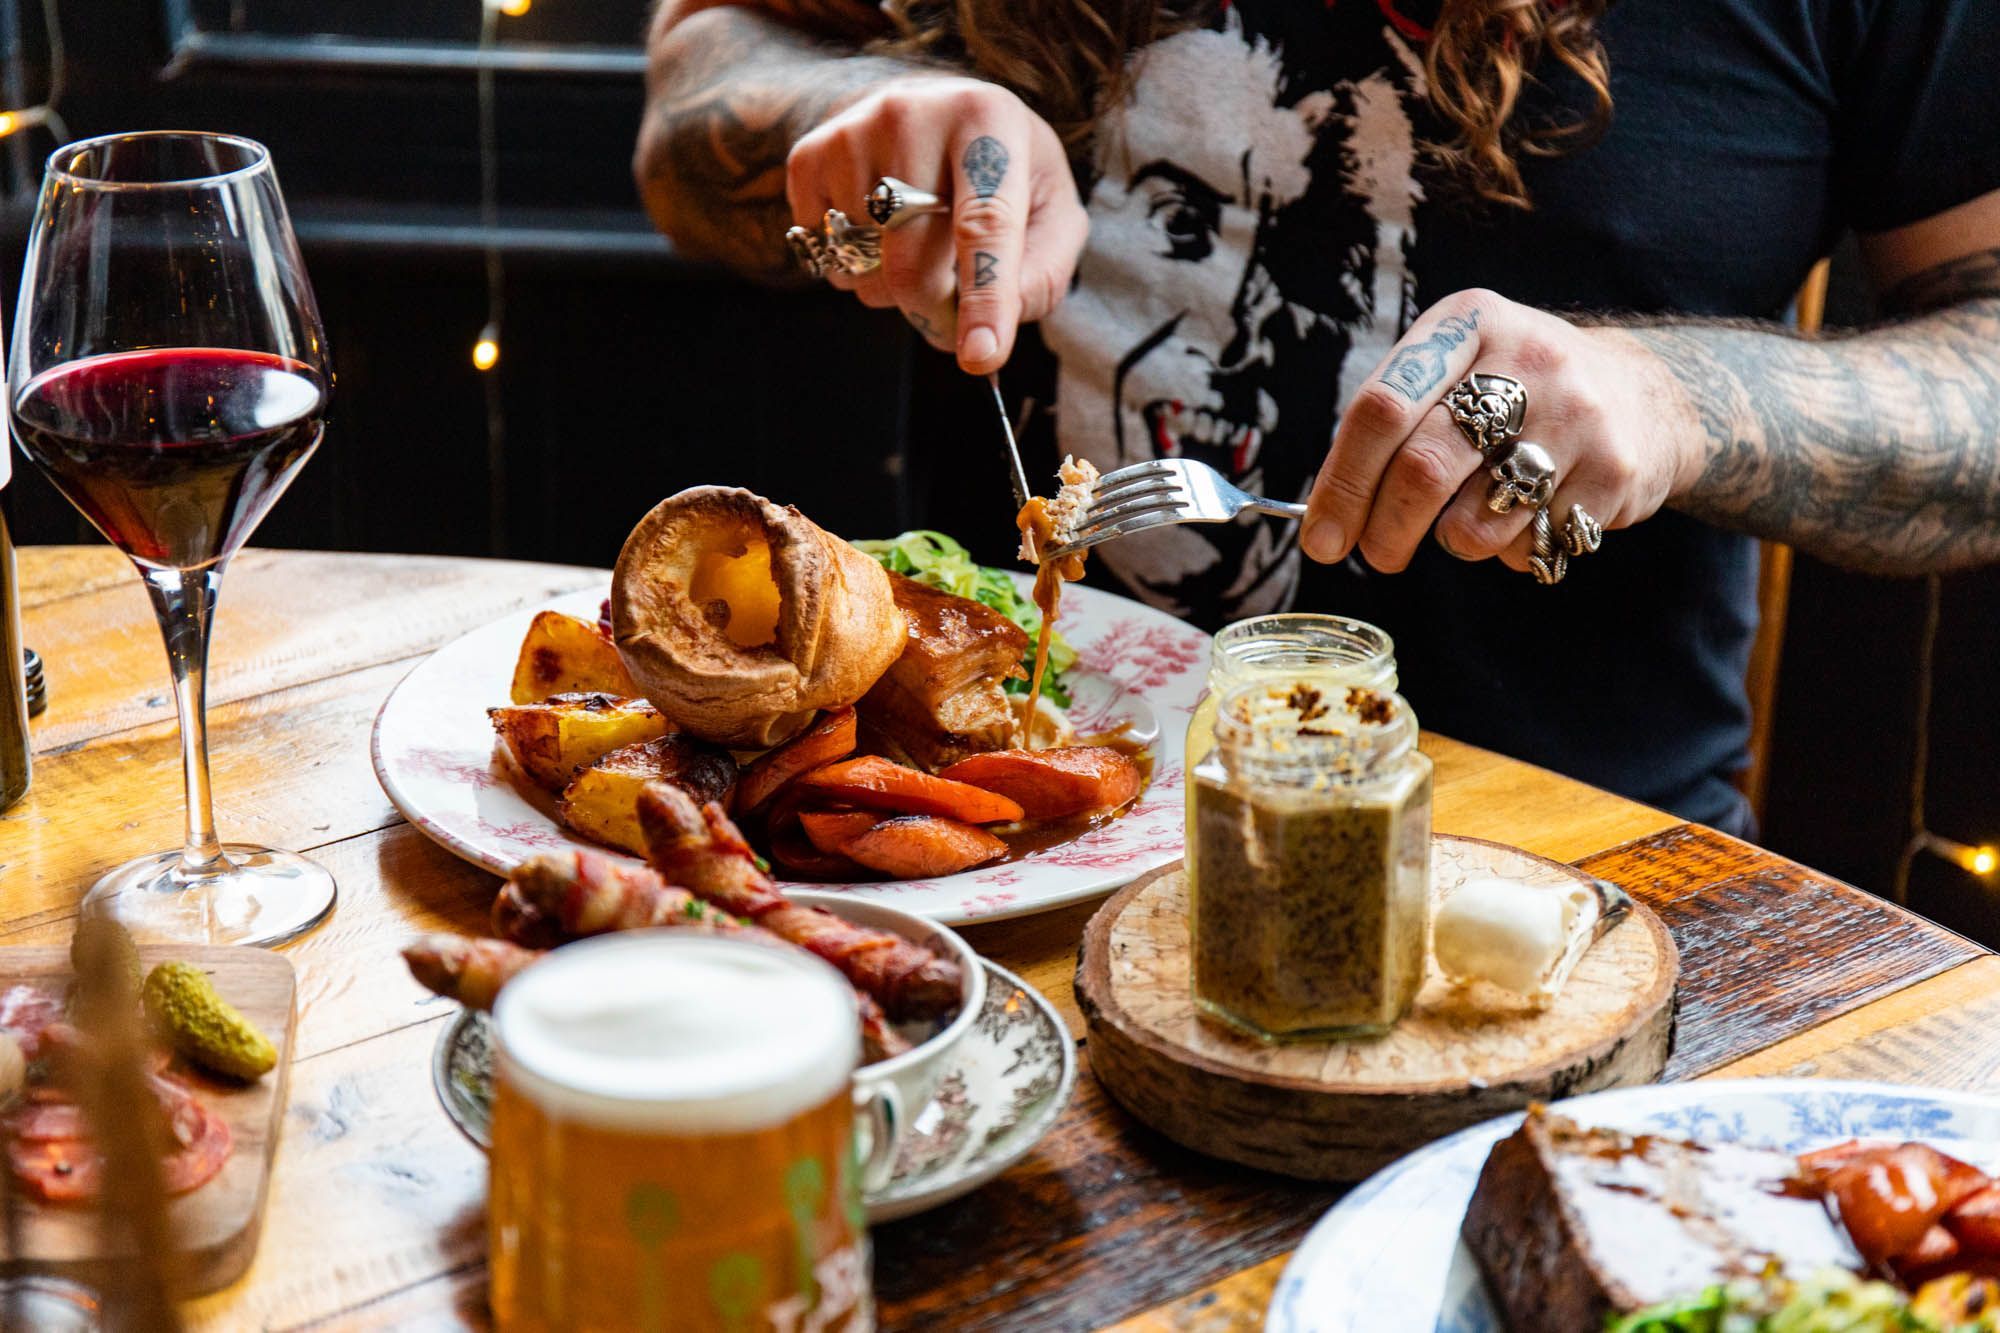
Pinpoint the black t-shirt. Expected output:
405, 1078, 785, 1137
977, 0, 2000, 834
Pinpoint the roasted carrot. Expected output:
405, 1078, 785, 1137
798, 810, 885, 855
938, 746, 1144, 819
794, 755, 1025, 825
734, 708, 859, 815
842, 816, 1008, 879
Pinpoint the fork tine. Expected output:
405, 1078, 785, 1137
1092, 459, 1174, 489
1081, 494, 1187, 532
1046, 509, 1197, 560
1083, 479, 1182, 522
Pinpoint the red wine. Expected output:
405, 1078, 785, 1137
12, 348, 326, 569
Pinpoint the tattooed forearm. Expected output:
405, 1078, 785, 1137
1380, 310, 1480, 401
1620, 249, 2000, 575
634, 7, 923, 279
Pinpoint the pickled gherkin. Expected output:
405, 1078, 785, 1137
143, 962, 277, 1080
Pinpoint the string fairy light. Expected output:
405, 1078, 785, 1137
0, 0, 71, 146
472, 0, 533, 549
1889, 574, 1998, 901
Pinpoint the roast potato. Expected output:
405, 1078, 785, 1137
558, 736, 738, 856
489, 692, 671, 793
510, 610, 641, 704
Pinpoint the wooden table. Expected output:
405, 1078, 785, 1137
11, 546, 1996, 1331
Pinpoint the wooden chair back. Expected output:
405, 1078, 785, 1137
1741, 258, 1831, 821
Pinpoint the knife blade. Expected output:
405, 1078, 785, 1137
989, 372, 1032, 514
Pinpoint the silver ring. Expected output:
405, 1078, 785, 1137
1444, 373, 1527, 462
820, 208, 882, 275
1529, 507, 1568, 585
867, 176, 949, 229
1562, 502, 1604, 557
1486, 440, 1557, 514
784, 225, 831, 278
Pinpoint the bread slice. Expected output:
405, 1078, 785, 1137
1462, 1108, 1859, 1330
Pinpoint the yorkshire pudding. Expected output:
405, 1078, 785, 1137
611, 487, 906, 747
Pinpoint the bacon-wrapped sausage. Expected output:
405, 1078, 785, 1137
636, 783, 964, 1022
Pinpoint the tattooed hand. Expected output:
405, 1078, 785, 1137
1300, 289, 1689, 575
786, 78, 1088, 374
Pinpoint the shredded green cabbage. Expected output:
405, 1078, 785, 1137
852, 530, 1076, 708
1608, 1270, 1947, 1333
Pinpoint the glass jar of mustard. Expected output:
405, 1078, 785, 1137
1184, 615, 1395, 898
1191, 676, 1432, 1041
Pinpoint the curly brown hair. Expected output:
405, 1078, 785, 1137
877, 0, 1612, 209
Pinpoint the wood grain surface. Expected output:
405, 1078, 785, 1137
0, 945, 297, 1297
8, 546, 1994, 1333
1076, 847, 1677, 1182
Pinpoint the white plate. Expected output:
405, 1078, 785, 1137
431, 957, 1077, 1225
1267, 1078, 2000, 1333
372, 577, 1209, 924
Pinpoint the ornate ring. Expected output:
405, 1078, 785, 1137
867, 177, 949, 229
1561, 502, 1604, 557
1486, 440, 1557, 514
784, 225, 832, 279
1444, 373, 1528, 462
820, 208, 882, 275
1529, 507, 1568, 586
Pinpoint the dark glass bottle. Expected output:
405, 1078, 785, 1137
1, 449, 30, 810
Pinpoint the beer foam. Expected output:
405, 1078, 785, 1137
493, 933, 859, 1133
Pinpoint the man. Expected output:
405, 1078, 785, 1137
634, 0, 2000, 834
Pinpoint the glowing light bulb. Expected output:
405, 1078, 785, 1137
0, 113, 19, 137
496, 0, 532, 14
1973, 846, 1998, 877
472, 335, 500, 372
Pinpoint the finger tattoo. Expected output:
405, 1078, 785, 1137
1379, 309, 1481, 402
907, 310, 941, 337
962, 136, 1009, 199
973, 251, 999, 289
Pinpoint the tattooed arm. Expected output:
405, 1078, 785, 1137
633, 1, 919, 280
1615, 200, 2000, 575
1301, 190, 2000, 579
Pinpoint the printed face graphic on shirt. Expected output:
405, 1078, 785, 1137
1043, 17, 1426, 621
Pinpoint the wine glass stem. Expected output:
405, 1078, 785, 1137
139, 563, 228, 879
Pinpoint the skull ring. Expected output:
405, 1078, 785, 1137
866, 176, 949, 229
1444, 373, 1528, 462
1486, 440, 1558, 514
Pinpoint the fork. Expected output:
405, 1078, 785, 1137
1042, 458, 1308, 560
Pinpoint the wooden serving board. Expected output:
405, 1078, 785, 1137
0, 944, 297, 1295
1077, 835, 1678, 1181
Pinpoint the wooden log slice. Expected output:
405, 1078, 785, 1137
1077, 835, 1678, 1182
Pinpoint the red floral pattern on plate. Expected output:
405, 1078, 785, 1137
372, 577, 1208, 926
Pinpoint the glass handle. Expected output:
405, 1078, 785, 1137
138, 562, 227, 878
852, 1081, 902, 1195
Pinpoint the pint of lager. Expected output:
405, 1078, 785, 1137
488, 933, 898, 1331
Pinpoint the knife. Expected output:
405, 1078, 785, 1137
989, 372, 1032, 514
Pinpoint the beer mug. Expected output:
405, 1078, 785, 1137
488, 933, 901, 1332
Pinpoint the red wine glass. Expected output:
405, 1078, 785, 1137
9, 132, 336, 946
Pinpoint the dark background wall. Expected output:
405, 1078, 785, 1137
7, 0, 1999, 939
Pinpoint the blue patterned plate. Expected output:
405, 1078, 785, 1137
1267, 1079, 2000, 1333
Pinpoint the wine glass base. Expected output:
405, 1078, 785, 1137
81, 844, 336, 948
